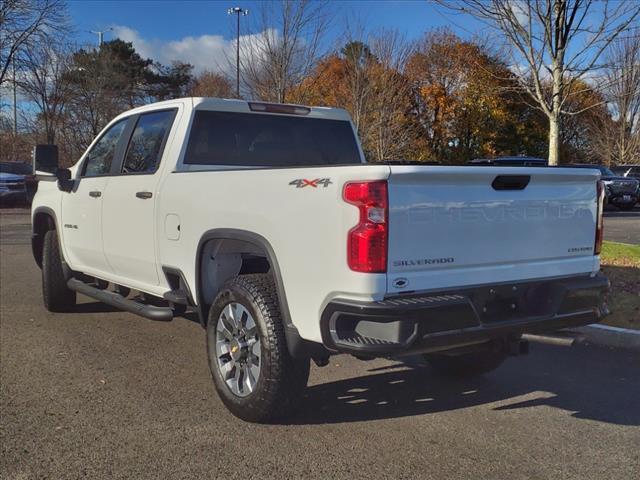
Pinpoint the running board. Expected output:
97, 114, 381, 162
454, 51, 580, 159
67, 278, 173, 321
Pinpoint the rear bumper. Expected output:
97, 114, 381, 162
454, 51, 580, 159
320, 273, 610, 357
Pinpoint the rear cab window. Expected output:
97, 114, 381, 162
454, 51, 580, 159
183, 110, 362, 167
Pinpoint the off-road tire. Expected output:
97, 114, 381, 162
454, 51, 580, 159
424, 350, 506, 377
206, 274, 310, 423
42, 229, 76, 312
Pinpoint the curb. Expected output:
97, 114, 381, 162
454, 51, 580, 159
569, 324, 640, 350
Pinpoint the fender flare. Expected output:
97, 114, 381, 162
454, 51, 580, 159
195, 229, 290, 325
195, 228, 328, 359
31, 206, 59, 268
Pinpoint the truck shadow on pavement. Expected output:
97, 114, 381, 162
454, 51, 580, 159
73, 301, 122, 314
287, 344, 640, 426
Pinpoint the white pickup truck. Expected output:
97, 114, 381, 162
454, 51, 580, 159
31, 98, 609, 422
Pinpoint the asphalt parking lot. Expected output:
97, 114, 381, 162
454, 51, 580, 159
1, 208, 639, 480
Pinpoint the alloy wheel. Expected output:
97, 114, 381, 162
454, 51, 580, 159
215, 302, 261, 397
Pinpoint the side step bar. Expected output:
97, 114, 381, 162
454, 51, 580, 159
67, 278, 173, 321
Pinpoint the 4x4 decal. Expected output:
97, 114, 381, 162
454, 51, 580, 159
289, 178, 332, 188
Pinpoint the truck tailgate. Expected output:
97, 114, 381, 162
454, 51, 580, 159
386, 166, 599, 294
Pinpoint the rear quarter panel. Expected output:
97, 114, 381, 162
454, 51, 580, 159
158, 164, 390, 343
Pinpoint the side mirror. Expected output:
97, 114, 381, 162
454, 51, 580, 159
56, 168, 74, 192
33, 144, 59, 174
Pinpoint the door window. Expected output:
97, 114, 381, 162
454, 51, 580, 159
122, 110, 176, 174
82, 119, 128, 177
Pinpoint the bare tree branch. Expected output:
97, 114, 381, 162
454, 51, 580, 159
240, 0, 329, 103
0, 0, 69, 86
436, 0, 640, 164
588, 31, 640, 165
16, 40, 69, 144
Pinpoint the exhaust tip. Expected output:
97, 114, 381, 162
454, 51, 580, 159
521, 332, 586, 347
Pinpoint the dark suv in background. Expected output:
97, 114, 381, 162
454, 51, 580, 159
569, 164, 639, 210
469, 156, 548, 167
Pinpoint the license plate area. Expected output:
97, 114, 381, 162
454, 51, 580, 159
472, 282, 560, 323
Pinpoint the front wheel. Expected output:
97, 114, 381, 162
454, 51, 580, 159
424, 349, 506, 378
42, 229, 76, 312
206, 274, 309, 423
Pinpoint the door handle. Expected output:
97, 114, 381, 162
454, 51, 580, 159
89, 191, 101, 198
136, 191, 153, 199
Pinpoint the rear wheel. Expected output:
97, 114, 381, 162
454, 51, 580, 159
424, 349, 506, 378
206, 274, 309, 423
42, 229, 76, 312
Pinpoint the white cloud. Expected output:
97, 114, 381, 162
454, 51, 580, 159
111, 25, 272, 76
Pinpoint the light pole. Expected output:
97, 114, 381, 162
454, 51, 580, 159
12, 58, 17, 160
227, 6, 248, 98
90, 28, 113, 48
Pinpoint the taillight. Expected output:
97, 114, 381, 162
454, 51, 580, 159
343, 181, 388, 273
595, 180, 604, 255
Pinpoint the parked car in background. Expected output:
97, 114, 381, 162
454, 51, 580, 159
569, 164, 639, 210
611, 165, 640, 181
0, 162, 36, 206
469, 157, 548, 167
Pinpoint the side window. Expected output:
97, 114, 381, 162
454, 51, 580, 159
82, 119, 127, 177
122, 110, 176, 174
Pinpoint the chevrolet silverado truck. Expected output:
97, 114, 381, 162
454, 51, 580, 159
31, 98, 609, 422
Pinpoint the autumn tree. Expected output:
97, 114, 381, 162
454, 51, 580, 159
296, 30, 416, 162
437, 0, 640, 165
189, 70, 234, 98
294, 41, 374, 127
406, 29, 546, 163
405, 30, 462, 160
363, 30, 415, 161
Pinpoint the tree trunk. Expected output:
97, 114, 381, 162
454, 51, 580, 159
548, 57, 564, 167
548, 114, 560, 166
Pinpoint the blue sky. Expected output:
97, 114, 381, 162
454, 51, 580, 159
67, 0, 480, 72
